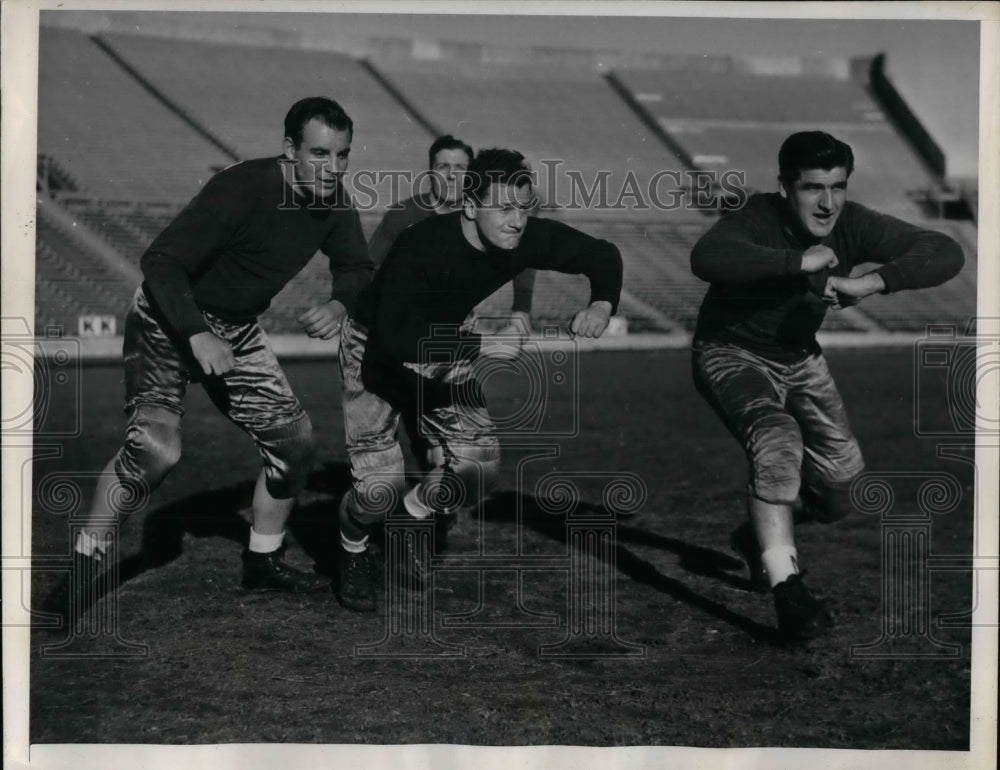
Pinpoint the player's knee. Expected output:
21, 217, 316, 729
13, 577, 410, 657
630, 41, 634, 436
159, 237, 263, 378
748, 414, 803, 504
116, 405, 182, 489
258, 414, 315, 498
437, 442, 501, 508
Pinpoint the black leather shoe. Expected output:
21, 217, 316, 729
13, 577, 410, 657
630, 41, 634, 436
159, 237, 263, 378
241, 547, 330, 593
336, 548, 377, 612
773, 572, 833, 643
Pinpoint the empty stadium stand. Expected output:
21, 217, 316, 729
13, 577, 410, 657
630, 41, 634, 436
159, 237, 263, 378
98, 32, 431, 205
37, 27, 231, 200
614, 65, 936, 218
32, 26, 977, 343
371, 58, 693, 219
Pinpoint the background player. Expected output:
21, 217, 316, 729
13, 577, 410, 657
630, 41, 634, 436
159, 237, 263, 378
49, 97, 372, 623
690, 131, 964, 643
334, 147, 623, 612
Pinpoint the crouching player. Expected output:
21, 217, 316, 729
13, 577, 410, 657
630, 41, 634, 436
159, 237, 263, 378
690, 131, 963, 643
334, 148, 623, 611
48, 97, 372, 626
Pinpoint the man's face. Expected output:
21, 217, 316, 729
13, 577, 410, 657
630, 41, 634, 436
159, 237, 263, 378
430, 148, 470, 205
781, 166, 848, 239
464, 182, 534, 251
283, 118, 351, 200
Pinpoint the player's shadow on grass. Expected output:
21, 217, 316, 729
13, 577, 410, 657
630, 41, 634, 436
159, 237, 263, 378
115, 462, 353, 587
482, 491, 780, 645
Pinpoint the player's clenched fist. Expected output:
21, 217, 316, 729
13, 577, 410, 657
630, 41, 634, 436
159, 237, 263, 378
189, 331, 236, 376
570, 300, 612, 338
298, 299, 347, 340
800, 244, 839, 274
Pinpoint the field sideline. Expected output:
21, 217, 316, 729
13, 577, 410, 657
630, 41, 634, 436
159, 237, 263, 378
28, 347, 973, 748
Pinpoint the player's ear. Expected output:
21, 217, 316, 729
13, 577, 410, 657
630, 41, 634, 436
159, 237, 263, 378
462, 195, 477, 220
777, 175, 789, 199
282, 136, 297, 161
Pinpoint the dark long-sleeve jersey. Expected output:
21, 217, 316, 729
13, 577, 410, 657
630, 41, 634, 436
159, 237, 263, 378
356, 211, 622, 406
140, 156, 372, 340
690, 192, 964, 361
368, 193, 536, 314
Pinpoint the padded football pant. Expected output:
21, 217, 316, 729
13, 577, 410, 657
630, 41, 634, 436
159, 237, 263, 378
692, 341, 864, 520
112, 287, 314, 503
338, 315, 500, 530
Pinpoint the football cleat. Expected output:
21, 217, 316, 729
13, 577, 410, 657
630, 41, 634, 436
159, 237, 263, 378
772, 572, 833, 643
729, 522, 770, 593
336, 548, 377, 613
241, 547, 330, 593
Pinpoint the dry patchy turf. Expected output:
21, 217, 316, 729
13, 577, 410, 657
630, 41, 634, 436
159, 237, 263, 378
29, 348, 973, 747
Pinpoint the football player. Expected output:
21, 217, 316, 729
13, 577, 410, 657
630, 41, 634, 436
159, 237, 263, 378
48, 97, 373, 626
690, 131, 964, 643
334, 147, 623, 612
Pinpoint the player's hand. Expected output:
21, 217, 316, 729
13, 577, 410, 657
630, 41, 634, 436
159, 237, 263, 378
800, 245, 839, 274
479, 329, 526, 360
823, 273, 886, 309
298, 300, 347, 339
189, 331, 235, 376
495, 311, 531, 337
570, 301, 612, 339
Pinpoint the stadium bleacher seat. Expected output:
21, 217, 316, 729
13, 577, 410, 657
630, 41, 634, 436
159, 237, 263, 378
100, 33, 431, 208
33, 29, 976, 339
38, 27, 231, 200
374, 58, 694, 220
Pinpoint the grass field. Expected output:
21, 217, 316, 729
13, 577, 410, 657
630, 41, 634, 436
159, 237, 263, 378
28, 347, 973, 748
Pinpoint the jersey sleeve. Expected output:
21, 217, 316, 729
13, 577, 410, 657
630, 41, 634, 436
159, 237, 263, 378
321, 207, 374, 315
690, 205, 803, 283
526, 219, 623, 314
139, 174, 248, 339
846, 204, 965, 293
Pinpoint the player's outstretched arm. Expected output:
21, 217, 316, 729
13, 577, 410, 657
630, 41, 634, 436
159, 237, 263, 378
570, 300, 613, 338
529, 219, 623, 320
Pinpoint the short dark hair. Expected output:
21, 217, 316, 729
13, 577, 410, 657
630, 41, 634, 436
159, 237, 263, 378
428, 135, 474, 168
778, 131, 854, 185
284, 97, 354, 148
463, 148, 533, 203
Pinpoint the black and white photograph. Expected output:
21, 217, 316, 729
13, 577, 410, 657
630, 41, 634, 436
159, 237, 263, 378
2, 1, 997, 768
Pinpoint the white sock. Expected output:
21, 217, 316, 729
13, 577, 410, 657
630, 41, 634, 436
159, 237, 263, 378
403, 485, 433, 519
74, 531, 111, 561
341, 533, 369, 553
761, 545, 800, 587
248, 528, 285, 554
